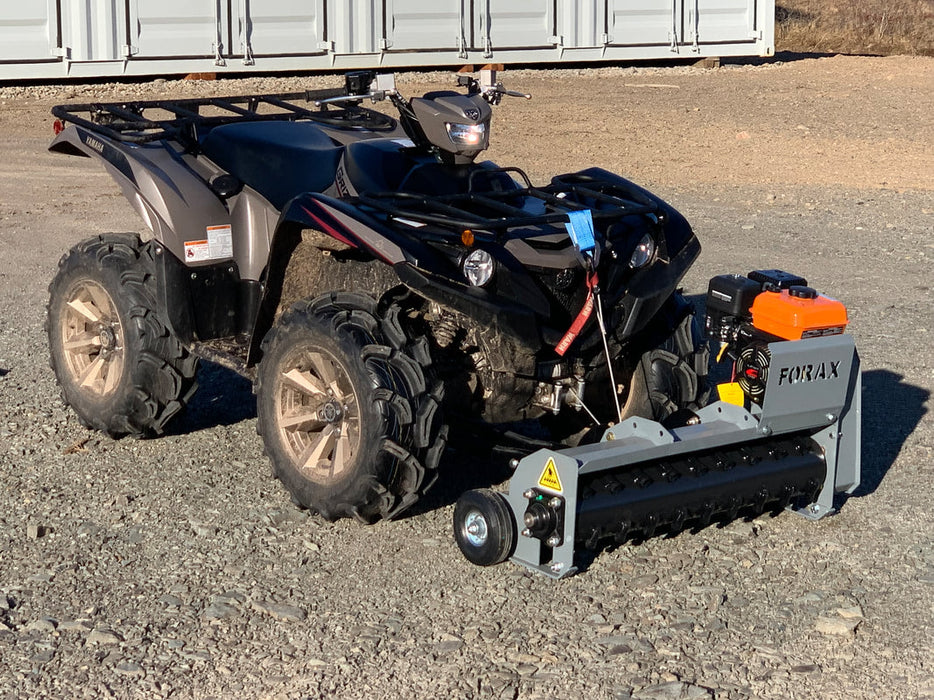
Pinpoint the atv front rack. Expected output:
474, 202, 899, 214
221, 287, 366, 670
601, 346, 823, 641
52, 91, 397, 145
356, 172, 661, 239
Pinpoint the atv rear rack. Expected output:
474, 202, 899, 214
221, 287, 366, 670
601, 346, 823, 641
356, 172, 662, 238
51, 91, 397, 145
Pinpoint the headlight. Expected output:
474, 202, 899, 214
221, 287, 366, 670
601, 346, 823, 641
462, 248, 494, 286
629, 233, 656, 269
446, 122, 486, 147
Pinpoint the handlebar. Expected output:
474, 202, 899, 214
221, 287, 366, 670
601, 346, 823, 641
315, 69, 530, 109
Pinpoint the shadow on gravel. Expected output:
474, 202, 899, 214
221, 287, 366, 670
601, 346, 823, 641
0, 368, 8, 377
402, 439, 516, 520
168, 362, 257, 435
722, 50, 843, 67
848, 369, 929, 500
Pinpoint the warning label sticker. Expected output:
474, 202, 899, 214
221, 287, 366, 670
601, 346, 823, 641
717, 381, 745, 407
538, 458, 563, 493
184, 225, 233, 262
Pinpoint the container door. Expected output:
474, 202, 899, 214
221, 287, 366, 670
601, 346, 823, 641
59, 0, 131, 61
384, 0, 462, 51
556, 0, 607, 48
690, 0, 758, 44
236, 0, 325, 60
129, 0, 223, 58
328, 0, 383, 54
474, 0, 553, 52
0, 2, 58, 61
609, 0, 682, 47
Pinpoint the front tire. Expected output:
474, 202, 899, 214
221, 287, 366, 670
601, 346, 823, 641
47, 233, 199, 437
619, 294, 710, 423
256, 293, 446, 522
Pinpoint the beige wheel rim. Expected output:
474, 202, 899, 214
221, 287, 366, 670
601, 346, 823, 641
276, 348, 361, 484
60, 280, 125, 397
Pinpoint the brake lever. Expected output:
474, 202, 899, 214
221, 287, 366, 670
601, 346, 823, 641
498, 89, 532, 100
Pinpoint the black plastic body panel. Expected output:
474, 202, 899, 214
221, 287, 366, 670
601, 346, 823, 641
156, 246, 246, 343
707, 274, 763, 318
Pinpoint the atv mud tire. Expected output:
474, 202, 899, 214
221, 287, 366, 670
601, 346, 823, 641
47, 233, 199, 437
622, 295, 710, 423
256, 293, 446, 523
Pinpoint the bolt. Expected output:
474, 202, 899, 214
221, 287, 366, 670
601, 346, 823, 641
548, 497, 562, 509
509, 458, 519, 470
809, 504, 821, 515
759, 424, 772, 436
190, 273, 197, 280
228, 266, 235, 274
550, 562, 564, 573
546, 535, 561, 547
154, 246, 162, 255
467, 523, 480, 536
522, 489, 536, 499
521, 528, 531, 538
606, 432, 615, 441
826, 413, 836, 423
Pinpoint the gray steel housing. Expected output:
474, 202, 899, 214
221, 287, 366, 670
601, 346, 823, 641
507, 334, 861, 578
1, 1, 774, 81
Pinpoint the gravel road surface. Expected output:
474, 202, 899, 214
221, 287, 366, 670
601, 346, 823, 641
0, 55, 932, 699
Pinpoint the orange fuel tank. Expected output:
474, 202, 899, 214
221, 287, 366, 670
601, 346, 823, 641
750, 287, 848, 340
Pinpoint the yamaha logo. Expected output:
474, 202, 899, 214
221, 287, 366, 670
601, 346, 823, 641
464, 108, 481, 121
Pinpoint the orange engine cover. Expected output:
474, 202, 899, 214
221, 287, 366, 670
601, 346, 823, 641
750, 289, 849, 340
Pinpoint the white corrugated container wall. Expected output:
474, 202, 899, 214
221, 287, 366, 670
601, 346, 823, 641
0, 0, 773, 81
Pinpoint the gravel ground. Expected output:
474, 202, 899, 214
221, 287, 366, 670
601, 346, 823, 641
1, 55, 932, 699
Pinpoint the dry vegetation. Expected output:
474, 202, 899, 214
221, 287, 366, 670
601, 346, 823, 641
776, 0, 934, 56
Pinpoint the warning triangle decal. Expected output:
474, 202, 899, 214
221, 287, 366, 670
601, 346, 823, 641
538, 458, 563, 493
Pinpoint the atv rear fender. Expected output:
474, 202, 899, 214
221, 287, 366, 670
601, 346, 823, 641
49, 125, 273, 345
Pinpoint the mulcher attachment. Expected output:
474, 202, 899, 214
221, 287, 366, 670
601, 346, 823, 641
455, 271, 861, 578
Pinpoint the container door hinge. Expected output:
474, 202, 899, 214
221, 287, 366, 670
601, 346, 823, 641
317, 40, 334, 52
550, 35, 563, 46
601, 33, 613, 45
51, 46, 68, 58
379, 38, 392, 50
122, 44, 139, 58
212, 43, 226, 66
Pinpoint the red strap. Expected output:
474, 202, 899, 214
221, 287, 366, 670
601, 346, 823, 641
555, 271, 598, 356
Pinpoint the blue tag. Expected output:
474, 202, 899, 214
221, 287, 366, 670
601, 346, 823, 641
564, 210, 596, 254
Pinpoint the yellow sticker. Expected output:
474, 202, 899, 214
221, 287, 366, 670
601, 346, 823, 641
538, 458, 563, 493
717, 381, 746, 407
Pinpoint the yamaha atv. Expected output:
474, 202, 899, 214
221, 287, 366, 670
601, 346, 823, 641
47, 70, 860, 576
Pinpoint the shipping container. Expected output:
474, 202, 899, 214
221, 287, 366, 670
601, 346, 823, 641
0, 0, 773, 81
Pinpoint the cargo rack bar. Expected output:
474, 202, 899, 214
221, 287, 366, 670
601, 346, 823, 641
51, 91, 397, 145
356, 172, 661, 235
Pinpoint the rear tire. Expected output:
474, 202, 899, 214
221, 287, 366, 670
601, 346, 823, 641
47, 233, 198, 437
255, 293, 446, 522
453, 489, 516, 567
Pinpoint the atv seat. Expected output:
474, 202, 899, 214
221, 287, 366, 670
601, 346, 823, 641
199, 121, 343, 210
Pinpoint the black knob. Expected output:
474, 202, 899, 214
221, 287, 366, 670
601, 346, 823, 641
789, 285, 817, 299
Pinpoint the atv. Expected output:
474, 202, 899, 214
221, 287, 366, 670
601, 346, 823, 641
47, 69, 860, 576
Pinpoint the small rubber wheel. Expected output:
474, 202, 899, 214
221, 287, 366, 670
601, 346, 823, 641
453, 489, 517, 567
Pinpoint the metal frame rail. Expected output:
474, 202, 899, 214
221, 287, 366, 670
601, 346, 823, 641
355, 172, 662, 239
51, 91, 397, 144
